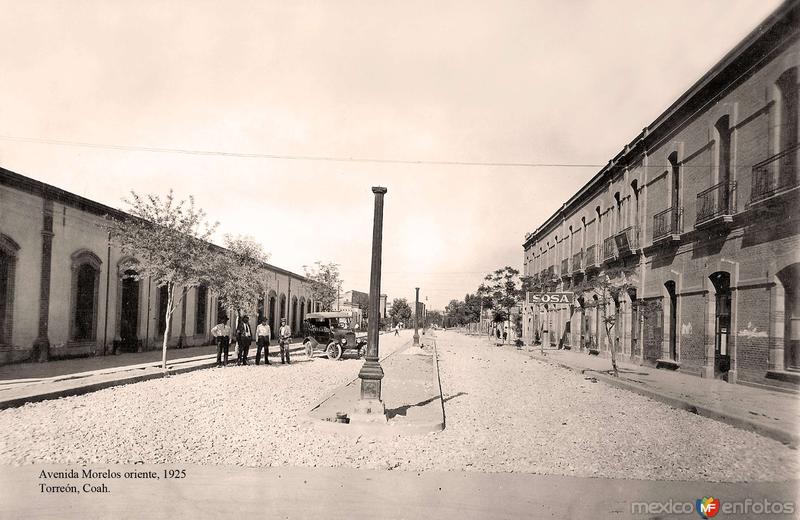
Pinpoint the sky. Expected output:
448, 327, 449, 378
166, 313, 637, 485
0, 0, 783, 310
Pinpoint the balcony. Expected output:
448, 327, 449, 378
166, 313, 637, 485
614, 226, 640, 257
560, 258, 570, 278
572, 251, 584, 275
748, 144, 800, 206
603, 236, 617, 262
696, 181, 736, 228
585, 245, 599, 271
652, 207, 682, 245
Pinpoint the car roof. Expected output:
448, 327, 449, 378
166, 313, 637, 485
306, 311, 353, 319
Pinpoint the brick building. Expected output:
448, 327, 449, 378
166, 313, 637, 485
0, 168, 317, 365
522, 1, 799, 390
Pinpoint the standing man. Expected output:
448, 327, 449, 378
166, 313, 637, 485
279, 317, 292, 364
394, 323, 400, 336
211, 316, 231, 367
236, 315, 253, 365
255, 318, 271, 365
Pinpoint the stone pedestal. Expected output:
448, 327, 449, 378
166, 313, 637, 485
349, 398, 388, 424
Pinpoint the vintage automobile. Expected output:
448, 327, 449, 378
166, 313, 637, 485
302, 311, 368, 360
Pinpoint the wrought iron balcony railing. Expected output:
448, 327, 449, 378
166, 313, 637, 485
572, 251, 583, 273
653, 207, 683, 242
603, 236, 617, 262
749, 143, 800, 205
614, 226, 640, 256
696, 181, 736, 227
585, 245, 598, 269
561, 258, 570, 278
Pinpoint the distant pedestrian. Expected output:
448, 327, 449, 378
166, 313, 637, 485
394, 324, 400, 336
255, 318, 271, 365
211, 316, 232, 367
279, 318, 292, 364
236, 315, 253, 365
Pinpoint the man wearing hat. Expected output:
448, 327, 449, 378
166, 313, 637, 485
210, 316, 232, 367
236, 315, 253, 365
279, 317, 292, 364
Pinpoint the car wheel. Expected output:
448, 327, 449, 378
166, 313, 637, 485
327, 342, 342, 360
304, 341, 313, 359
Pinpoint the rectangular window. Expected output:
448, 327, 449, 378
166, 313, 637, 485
195, 285, 207, 335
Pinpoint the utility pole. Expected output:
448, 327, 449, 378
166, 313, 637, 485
413, 287, 420, 346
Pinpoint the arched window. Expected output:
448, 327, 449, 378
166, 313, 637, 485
0, 234, 20, 346
280, 294, 287, 321
119, 269, 140, 348
70, 249, 102, 342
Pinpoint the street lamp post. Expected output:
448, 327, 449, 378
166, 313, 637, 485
353, 186, 388, 423
413, 287, 420, 346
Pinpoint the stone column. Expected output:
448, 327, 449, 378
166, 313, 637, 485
353, 187, 388, 423
32, 199, 54, 362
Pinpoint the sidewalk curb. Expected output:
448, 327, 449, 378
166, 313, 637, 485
527, 351, 799, 448
0, 344, 309, 410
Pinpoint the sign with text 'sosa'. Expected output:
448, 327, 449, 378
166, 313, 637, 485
529, 292, 574, 304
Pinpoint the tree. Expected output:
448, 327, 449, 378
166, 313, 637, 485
388, 298, 412, 326
445, 299, 466, 326
426, 310, 443, 327
303, 261, 342, 311
573, 265, 638, 377
463, 293, 482, 323
205, 235, 271, 321
109, 190, 217, 370
483, 266, 522, 344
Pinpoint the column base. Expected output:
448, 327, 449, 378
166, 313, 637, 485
349, 398, 388, 424
32, 337, 50, 363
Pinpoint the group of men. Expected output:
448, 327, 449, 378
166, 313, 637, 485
210, 314, 293, 367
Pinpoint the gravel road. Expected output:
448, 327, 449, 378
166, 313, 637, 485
0, 330, 796, 482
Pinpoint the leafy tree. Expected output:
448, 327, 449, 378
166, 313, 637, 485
303, 261, 342, 311
109, 190, 217, 369
573, 265, 638, 377
205, 235, 270, 321
483, 266, 522, 343
388, 298, 412, 326
445, 299, 466, 325
463, 293, 482, 323
426, 310, 443, 327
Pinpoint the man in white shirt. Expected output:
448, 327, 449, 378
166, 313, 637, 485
210, 316, 232, 367
279, 318, 292, 364
255, 318, 272, 365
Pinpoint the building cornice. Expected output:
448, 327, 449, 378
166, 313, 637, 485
523, 0, 799, 251
0, 166, 309, 283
